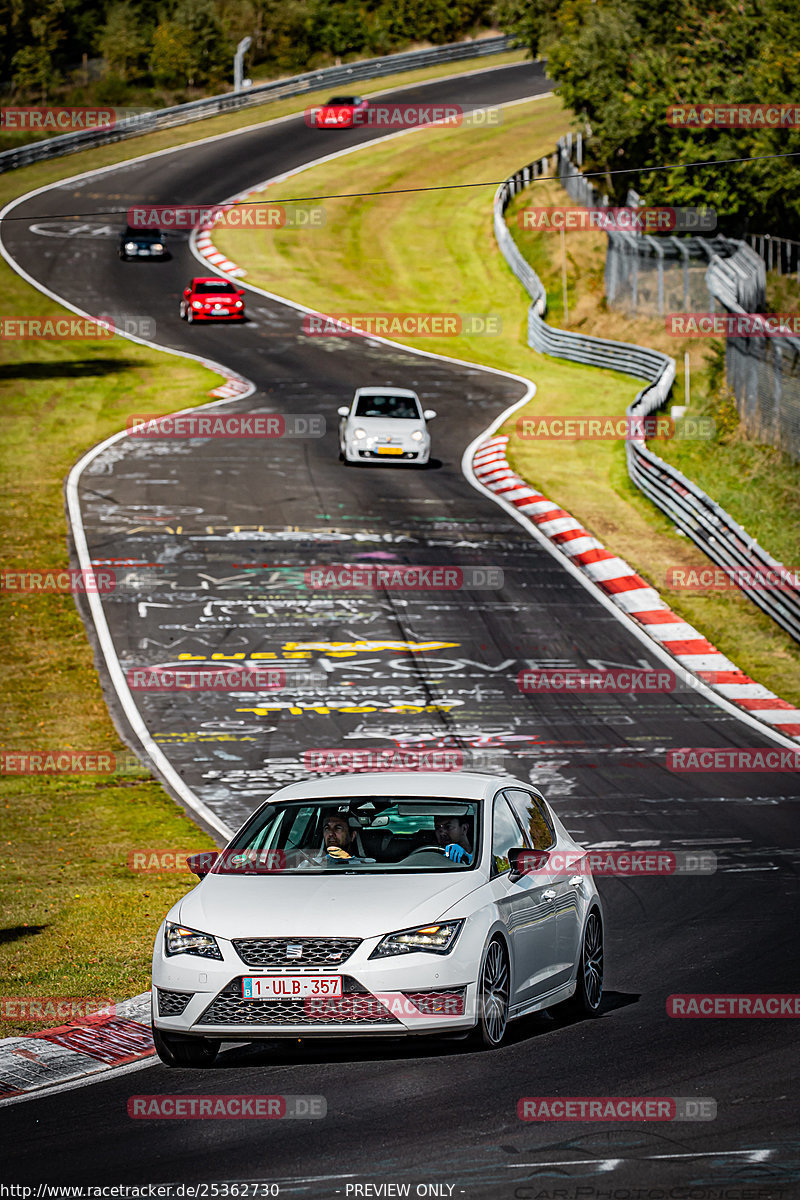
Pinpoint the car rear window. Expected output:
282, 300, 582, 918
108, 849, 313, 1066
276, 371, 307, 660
194, 281, 237, 294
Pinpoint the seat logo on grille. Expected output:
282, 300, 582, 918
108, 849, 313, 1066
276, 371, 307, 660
286, 944, 303, 959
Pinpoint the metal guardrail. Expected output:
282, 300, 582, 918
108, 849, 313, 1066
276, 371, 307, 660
0, 35, 517, 174
494, 153, 800, 644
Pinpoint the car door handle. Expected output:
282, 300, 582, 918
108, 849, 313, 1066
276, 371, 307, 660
542, 889, 557, 901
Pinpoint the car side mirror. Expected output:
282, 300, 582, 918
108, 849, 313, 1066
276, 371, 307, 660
423, 409, 437, 420
186, 851, 218, 878
183, 288, 191, 298
238, 291, 245, 297
337, 406, 350, 417
509, 847, 549, 883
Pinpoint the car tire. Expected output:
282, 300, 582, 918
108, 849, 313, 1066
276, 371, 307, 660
186, 308, 194, 324
559, 908, 604, 1018
472, 937, 510, 1049
152, 1026, 219, 1067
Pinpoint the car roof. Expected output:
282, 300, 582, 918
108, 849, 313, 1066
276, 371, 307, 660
353, 387, 420, 400
192, 277, 232, 285
263, 771, 524, 804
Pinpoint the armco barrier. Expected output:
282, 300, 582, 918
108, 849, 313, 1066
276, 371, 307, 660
494, 152, 800, 644
0, 36, 517, 174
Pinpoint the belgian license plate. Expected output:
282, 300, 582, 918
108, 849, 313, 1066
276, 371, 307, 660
377, 446, 403, 455
242, 975, 342, 999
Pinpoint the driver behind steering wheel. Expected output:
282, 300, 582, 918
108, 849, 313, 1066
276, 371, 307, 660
433, 815, 473, 864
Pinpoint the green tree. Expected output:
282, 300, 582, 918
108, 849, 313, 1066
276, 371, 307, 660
150, 0, 231, 87
99, 1, 151, 79
507, 0, 800, 234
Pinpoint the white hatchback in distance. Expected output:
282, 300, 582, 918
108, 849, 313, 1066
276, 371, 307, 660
338, 387, 435, 465
150, 771, 604, 1066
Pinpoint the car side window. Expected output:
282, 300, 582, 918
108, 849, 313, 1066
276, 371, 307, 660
503, 788, 555, 851
491, 794, 526, 877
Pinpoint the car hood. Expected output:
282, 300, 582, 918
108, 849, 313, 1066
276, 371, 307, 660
176, 869, 483, 940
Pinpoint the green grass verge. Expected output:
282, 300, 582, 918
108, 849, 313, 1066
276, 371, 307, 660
0, 161, 226, 1041
214, 96, 800, 707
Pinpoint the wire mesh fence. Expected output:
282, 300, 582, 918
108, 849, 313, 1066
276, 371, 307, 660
558, 140, 800, 461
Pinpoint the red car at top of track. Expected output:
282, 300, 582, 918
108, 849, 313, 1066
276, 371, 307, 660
311, 95, 370, 129
180, 277, 246, 323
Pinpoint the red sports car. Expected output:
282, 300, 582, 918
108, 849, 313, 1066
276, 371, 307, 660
180, 277, 245, 323
310, 95, 369, 129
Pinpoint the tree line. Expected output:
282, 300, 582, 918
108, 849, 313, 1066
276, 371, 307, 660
499, 0, 800, 235
1, 0, 495, 103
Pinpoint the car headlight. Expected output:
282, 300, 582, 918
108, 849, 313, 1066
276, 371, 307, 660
165, 922, 223, 959
235, 301, 244, 308
124, 242, 137, 251
369, 920, 464, 959
411, 430, 424, 442
353, 428, 366, 440
151, 243, 164, 252
191, 300, 203, 309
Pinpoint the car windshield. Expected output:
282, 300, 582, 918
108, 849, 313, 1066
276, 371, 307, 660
213, 798, 480, 874
125, 228, 161, 240
327, 96, 357, 105
194, 281, 237, 294
354, 395, 420, 420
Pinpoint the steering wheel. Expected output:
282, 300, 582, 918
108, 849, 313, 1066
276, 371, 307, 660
406, 844, 448, 856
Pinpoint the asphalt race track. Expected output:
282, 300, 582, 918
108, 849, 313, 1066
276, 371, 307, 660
1, 61, 799, 1197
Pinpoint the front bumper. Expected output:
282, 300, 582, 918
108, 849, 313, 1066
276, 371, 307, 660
152, 927, 479, 1039
191, 307, 244, 320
